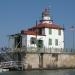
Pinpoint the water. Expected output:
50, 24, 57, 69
0, 69, 75, 75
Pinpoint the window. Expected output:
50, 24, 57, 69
58, 29, 61, 35
55, 39, 58, 46
49, 29, 52, 34
30, 37, 36, 44
49, 39, 52, 45
37, 40, 43, 48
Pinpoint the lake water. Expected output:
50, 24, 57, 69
0, 69, 75, 75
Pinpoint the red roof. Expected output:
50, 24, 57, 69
21, 23, 64, 35
21, 30, 36, 35
28, 23, 64, 30
21, 30, 45, 36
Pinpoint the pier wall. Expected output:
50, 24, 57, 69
23, 54, 39, 69
43, 54, 75, 68
22, 53, 75, 69
57, 54, 75, 68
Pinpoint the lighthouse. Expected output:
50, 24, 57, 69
9, 8, 64, 52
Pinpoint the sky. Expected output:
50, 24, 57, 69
0, 0, 75, 48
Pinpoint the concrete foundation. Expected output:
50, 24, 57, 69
22, 53, 75, 69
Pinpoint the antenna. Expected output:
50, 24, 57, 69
48, 5, 53, 22
69, 25, 75, 49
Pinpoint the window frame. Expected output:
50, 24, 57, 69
55, 39, 58, 46
49, 38, 52, 45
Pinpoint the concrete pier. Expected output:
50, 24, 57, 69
22, 53, 75, 70
0, 48, 75, 70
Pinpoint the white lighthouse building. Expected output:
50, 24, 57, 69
9, 9, 64, 52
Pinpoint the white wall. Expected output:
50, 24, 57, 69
26, 35, 46, 48
10, 28, 64, 49
24, 28, 64, 49
44, 28, 64, 48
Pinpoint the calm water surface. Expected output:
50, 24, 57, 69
0, 69, 75, 75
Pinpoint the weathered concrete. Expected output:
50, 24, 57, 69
22, 53, 75, 69
23, 54, 39, 69
57, 54, 75, 68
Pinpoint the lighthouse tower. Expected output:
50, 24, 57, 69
40, 8, 52, 24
